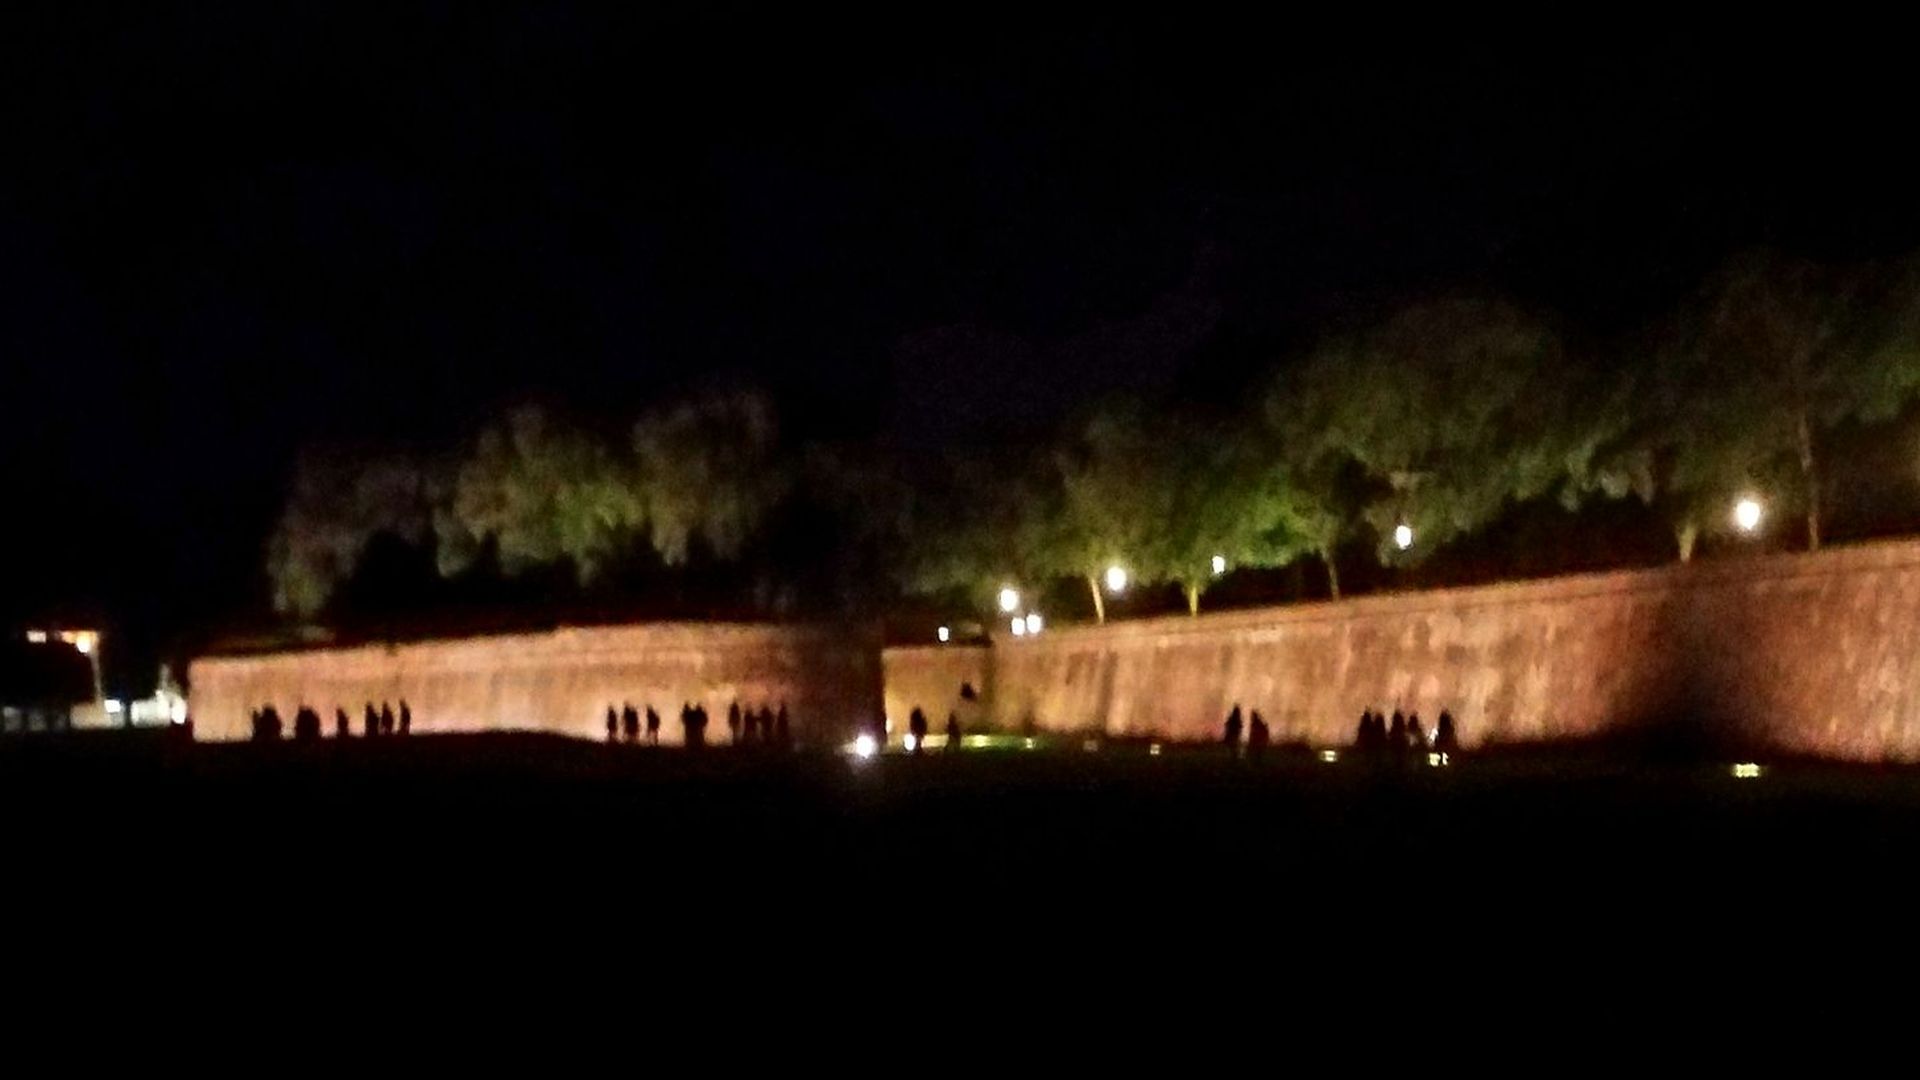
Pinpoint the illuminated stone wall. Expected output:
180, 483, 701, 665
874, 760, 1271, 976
882, 644, 990, 736
909, 540, 1920, 761
189, 622, 883, 745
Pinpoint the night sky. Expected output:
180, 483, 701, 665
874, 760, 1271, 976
4, 12, 1918, 691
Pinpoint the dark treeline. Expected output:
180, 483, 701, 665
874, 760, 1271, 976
267, 248, 1920, 635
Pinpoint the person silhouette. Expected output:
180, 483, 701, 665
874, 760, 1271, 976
1224, 705, 1243, 753
946, 711, 961, 751
744, 705, 761, 744
263, 704, 283, 741
398, 701, 412, 735
364, 702, 379, 738
622, 703, 639, 744
1355, 709, 1373, 751
1407, 712, 1427, 753
335, 707, 350, 738
727, 702, 743, 746
646, 705, 661, 745
380, 702, 395, 736
908, 707, 929, 753
1434, 709, 1459, 755
775, 703, 790, 747
1248, 710, 1270, 759
607, 705, 619, 742
1388, 710, 1407, 758
758, 705, 774, 744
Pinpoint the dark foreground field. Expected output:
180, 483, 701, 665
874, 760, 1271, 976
12, 730, 1920, 931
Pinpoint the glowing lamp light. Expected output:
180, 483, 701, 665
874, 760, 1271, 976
1149, 742, 1162, 757
1081, 738, 1100, 752
997, 586, 1021, 613
25, 630, 46, 644
1210, 554, 1227, 577
1732, 762, 1762, 779
169, 700, 188, 725
1024, 612, 1043, 635
1393, 524, 1414, 551
1319, 749, 1339, 764
105, 698, 124, 715
852, 734, 877, 759
1010, 617, 1027, 637
1427, 751, 1450, 768
1022, 737, 1036, 750
903, 733, 918, 753
1104, 565, 1128, 593
937, 625, 950, 643
1734, 497, 1763, 534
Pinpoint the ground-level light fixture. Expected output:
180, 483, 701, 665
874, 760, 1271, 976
852, 733, 877, 759
1023, 612, 1043, 635
997, 585, 1021, 613
1010, 617, 1027, 637
1104, 564, 1128, 593
937, 625, 950, 643
1734, 497, 1763, 534
25, 629, 47, 644
903, 733, 918, 753
1210, 554, 1227, 576
1393, 524, 1414, 551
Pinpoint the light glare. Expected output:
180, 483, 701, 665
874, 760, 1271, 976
1734, 497, 1763, 533
1010, 617, 1026, 637
1393, 524, 1414, 551
1104, 565, 1128, 593
937, 625, 950, 643
1024, 612, 1043, 635
997, 586, 1020, 613
852, 734, 877, 759
1210, 554, 1226, 576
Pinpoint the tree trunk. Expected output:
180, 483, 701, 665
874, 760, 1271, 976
1797, 409, 1820, 552
1321, 550, 1341, 600
1676, 519, 1698, 563
1086, 574, 1106, 625
1185, 583, 1200, 616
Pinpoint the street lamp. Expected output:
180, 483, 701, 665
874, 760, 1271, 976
997, 586, 1021, 613
1393, 524, 1414, 551
1010, 616, 1027, 637
936, 625, 950, 643
1024, 612, 1043, 635
1210, 554, 1227, 576
1734, 496, 1763, 533
1104, 565, 1128, 593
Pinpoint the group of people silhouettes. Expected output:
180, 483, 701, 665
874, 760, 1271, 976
904, 706, 963, 752
605, 700, 792, 748
1220, 704, 1274, 757
1353, 706, 1459, 760
1218, 702, 1462, 761
249, 700, 411, 742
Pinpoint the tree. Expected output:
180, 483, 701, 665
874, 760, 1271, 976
1049, 403, 1170, 623
630, 388, 789, 565
267, 447, 438, 619
1654, 250, 1920, 553
1275, 296, 1606, 568
894, 449, 1057, 618
1135, 418, 1302, 614
436, 405, 641, 582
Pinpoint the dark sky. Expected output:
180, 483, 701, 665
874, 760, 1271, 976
4, 12, 1918, 688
